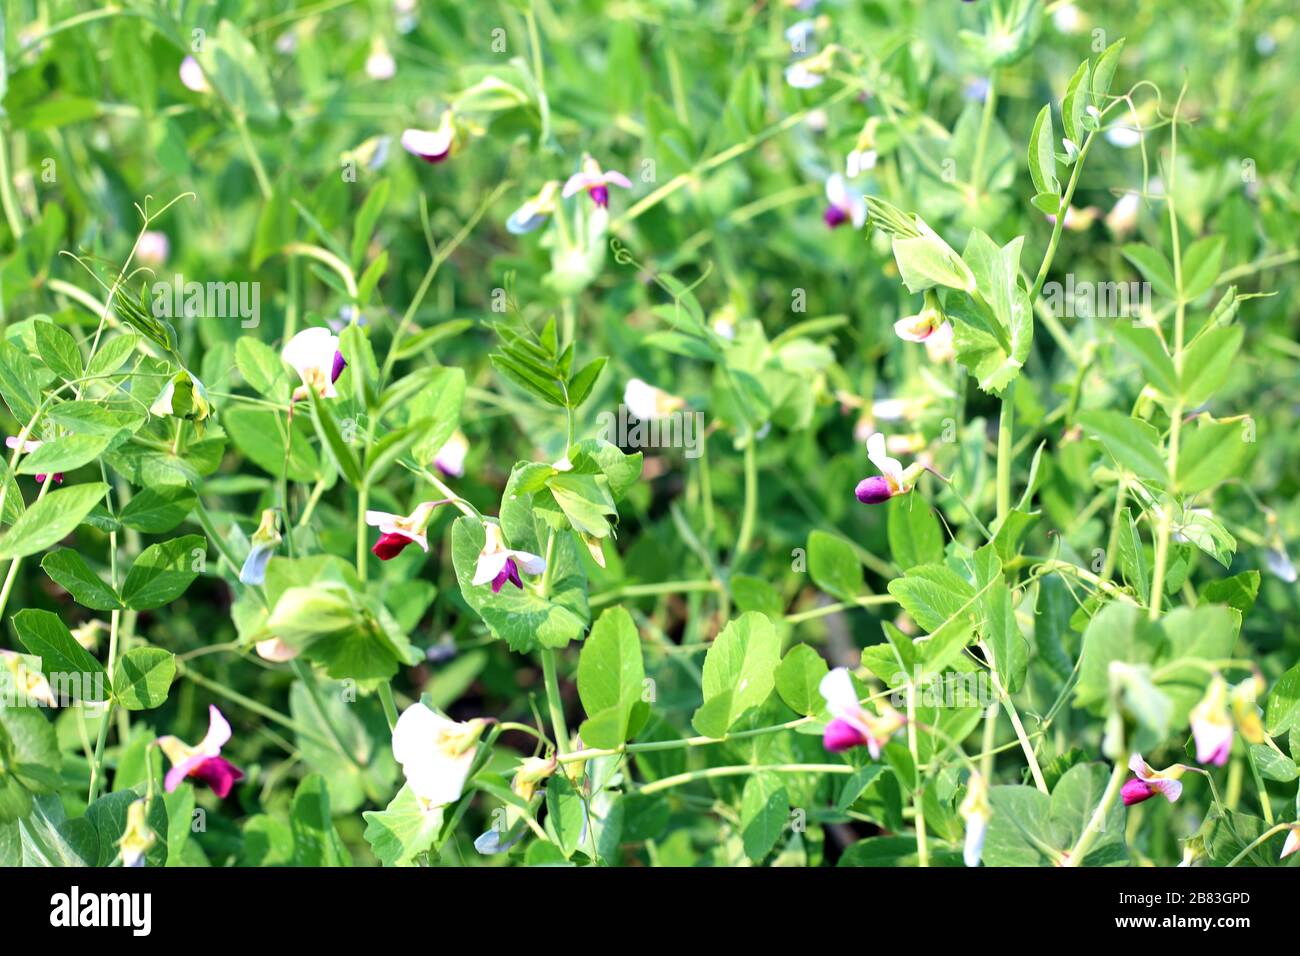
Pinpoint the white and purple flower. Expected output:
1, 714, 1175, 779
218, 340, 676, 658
506, 181, 561, 235
855, 432, 918, 505
1121, 754, 1186, 806
823, 174, 866, 230
562, 155, 632, 209
158, 705, 244, 798
472, 522, 546, 593
179, 55, 209, 93
624, 379, 686, 421
5, 436, 63, 485
434, 430, 469, 477
282, 327, 346, 403
818, 666, 905, 758
959, 771, 990, 867
401, 111, 457, 164
366, 500, 449, 560
1189, 675, 1233, 766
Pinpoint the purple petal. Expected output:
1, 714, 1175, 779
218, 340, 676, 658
1121, 778, 1155, 806
372, 531, 414, 561
822, 718, 869, 753
590, 185, 609, 208
331, 350, 347, 383
491, 557, 523, 593
855, 475, 894, 504
823, 204, 849, 229
192, 756, 244, 798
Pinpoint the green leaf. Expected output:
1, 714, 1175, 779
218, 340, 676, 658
1179, 326, 1243, 407
807, 530, 863, 600
1121, 244, 1177, 300
888, 563, 975, 633
740, 772, 789, 863
887, 495, 945, 570
223, 407, 321, 482
1089, 38, 1125, 108
577, 606, 650, 749
0, 482, 107, 560
1180, 235, 1226, 301
120, 535, 205, 610
545, 773, 586, 859
236, 337, 288, 398
85, 334, 138, 379
34, 322, 82, 381
1113, 323, 1178, 396
14, 608, 109, 703
1061, 59, 1090, 144
119, 485, 197, 533
1117, 507, 1149, 603
41, 549, 123, 611
16, 432, 126, 476
407, 367, 466, 465
1075, 410, 1166, 485
290, 774, 352, 866
308, 388, 363, 486
1176, 416, 1251, 495
362, 784, 444, 867
1265, 662, 1300, 737
983, 763, 1126, 867
774, 643, 830, 717
691, 612, 781, 738
112, 647, 176, 710
450, 516, 589, 653
1027, 104, 1059, 197
351, 178, 391, 268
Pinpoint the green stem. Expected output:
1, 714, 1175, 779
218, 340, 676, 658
735, 440, 758, 558
995, 380, 1015, 525
906, 682, 929, 867
378, 680, 399, 732
1225, 822, 1290, 867
981, 642, 1048, 794
87, 608, 121, 803
634, 763, 855, 796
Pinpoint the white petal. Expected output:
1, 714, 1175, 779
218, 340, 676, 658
179, 56, 209, 93
818, 667, 859, 719
472, 550, 510, 586
197, 705, 232, 756
1128, 753, 1153, 778
507, 549, 547, 575
623, 378, 660, 421
281, 327, 339, 379
364, 510, 402, 529
825, 173, 848, 208
562, 171, 597, 198
400, 125, 452, 160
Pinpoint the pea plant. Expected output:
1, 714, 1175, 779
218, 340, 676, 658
0, 0, 1297, 870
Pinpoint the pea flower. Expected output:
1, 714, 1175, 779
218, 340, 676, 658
1121, 755, 1185, 806
118, 799, 155, 868
179, 56, 209, 93
391, 703, 487, 808
1188, 675, 1233, 766
1231, 673, 1268, 745
472, 522, 546, 593
846, 118, 881, 178
855, 432, 922, 504
959, 771, 990, 867
624, 379, 686, 421
365, 38, 396, 80
365, 500, 449, 560
894, 293, 947, 342
150, 370, 212, 427
282, 327, 346, 402
511, 755, 557, 803
401, 111, 457, 164
5, 437, 63, 484
239, 508, 281, 586
785, 47, 834, 88
823, 174, 866, 230
1105, 193, 1140, 236
1, 649, 56, 707
507, 181, 561, 235
158, 705, 245, 798
255, 637, 300, 663
818, 666, 905, 757
1282, 826, 1300, 860
434, 429, 469, 477
924, 319, 956, 363
562, 155, 632, 209
136, 230, 170, 267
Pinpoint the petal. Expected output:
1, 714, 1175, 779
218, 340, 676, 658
1149, 777, 1183, 803
372, 531, 415, 560
1121, 778, 1154, 806
822, 718, 869, 753
818, 667, 860, 718
198, 705, 232, 755
894, 314, 936, 342
823, 204, 849, 229
963, 813, 987, 867
281, 327, 340, 378
1281, 828, 1300, 859
1192, 719, 1233, 766
255, 637, 299, 663
825, 174, 848, 208
192, 756, 244, 798
1128, 753, 1154, 779
392, 704, 445, 765
165, 756, 204, 793
238, 544, 274, 586
506, 550, 546, 575
855, 475, 895, 504
400, 126, 453, 163
562, 172, 595, 198
364, 510, 402, 529
472, 550, 510, 587
603, 171, 632, 189
331, 350, 348, 383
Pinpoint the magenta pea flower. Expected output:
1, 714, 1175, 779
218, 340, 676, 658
823, 174, 866, 230
562, 155, 631, 209
282, 327, 346, 403
158, 705, 244, 798
365, 500, 449, 560
5, 436, 63, 485
855, 432, 923, 504
818, 667, 905, 758
1121, 755, 1186, 807
401, 111, 457, 164
1188, 675, 1233, 766
472, 522, 546, 593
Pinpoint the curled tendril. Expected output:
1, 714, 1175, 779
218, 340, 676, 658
608, 236, 635, 267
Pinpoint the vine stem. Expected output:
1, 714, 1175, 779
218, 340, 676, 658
537, 531, 569, 756
1063, 752, 1129, 866
735, 440, 758, 557
981, 641, 1048, 794
995, 380, 1015, 525
1225, 822, 1291, 867
87, 607, 120, 803
633, 763, 856, 796
906, 683, 929, 867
